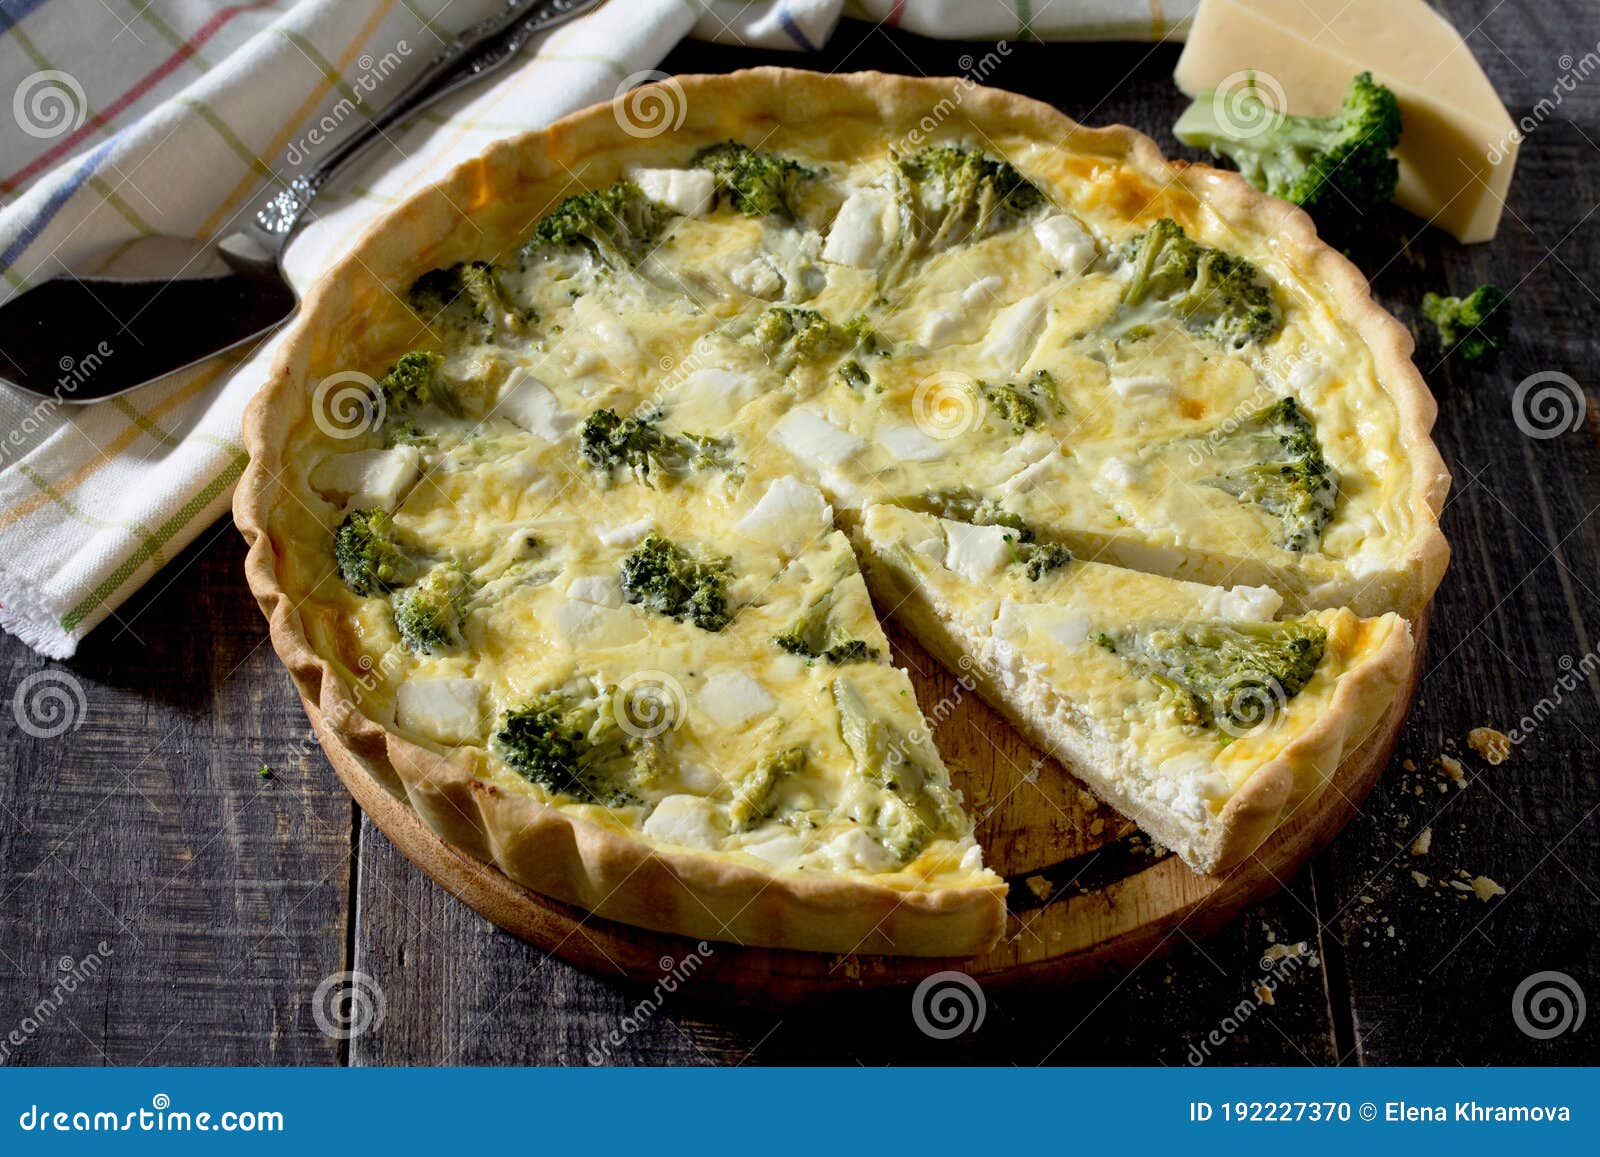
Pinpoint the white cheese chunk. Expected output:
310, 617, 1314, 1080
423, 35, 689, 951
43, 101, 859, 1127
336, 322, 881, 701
1033, 213, 1097, 274
742, 832, 811, 867
675, 366, 762, 424
1198, 583, 1285, 621
876, 423, 947, 463
960, 276, 1004, 307
821, 186, 894, 267
727, 255, 785, 299
941, 519, 1015, 583
770, 408, 866, 469
1108, 374, 1173, 400
983, 292, 1049, 371
595, 518, 655, 547
630, 167, 716, 217
567, 574, 623, 608
643, 795, 724, 850
735, 476, 833, 552
697, 671, 777, 729
918, 307, 964, 346
310, 446, 421, 511
498, 371, 570, 441
826, 828, 898, 873
395, 678, 482, 745
1099, 456, 1140, 488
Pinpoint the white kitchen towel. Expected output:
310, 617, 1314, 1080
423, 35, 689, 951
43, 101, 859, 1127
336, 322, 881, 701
0, 0, 1196, 658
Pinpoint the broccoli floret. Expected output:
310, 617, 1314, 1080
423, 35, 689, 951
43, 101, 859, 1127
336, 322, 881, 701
730, 746, 806, 831
1095, 618, 1328, 732
772, 593, 877, 665
1422, 284, 1510, 362
692, 141, 816, 219
522, 180, 666, 270
619, 533, 731, 632
749, 306, 880, 372
493, 690, 658, 806
838, 359, 871, 390
888, 488, 1033, 541
1120, 218, 1280, 348
1175, 71, 1401, 242
982, 381, 1042, 431
392, 565, 468, 654
1028, 369, 1064, 414
832, 678, 965, 864
1021, 541, 1073, 581
375, 350, 452, 416
884, 145, 1043, 281
333, 509, 417, 596
1192, 397, 1336, 552
578, 407, 733, 485
408, 261, 533, 339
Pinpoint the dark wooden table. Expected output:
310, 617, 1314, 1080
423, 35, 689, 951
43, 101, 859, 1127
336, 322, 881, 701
3, 1, 1597, 1066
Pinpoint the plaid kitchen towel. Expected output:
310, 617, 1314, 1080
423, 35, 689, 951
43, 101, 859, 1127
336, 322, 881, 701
0, 0, 1197, 658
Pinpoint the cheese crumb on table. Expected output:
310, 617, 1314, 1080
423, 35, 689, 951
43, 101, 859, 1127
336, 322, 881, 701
1467, 726, 1511, 764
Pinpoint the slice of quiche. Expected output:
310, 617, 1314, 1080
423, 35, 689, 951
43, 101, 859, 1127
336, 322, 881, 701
857, 503, 1413, 871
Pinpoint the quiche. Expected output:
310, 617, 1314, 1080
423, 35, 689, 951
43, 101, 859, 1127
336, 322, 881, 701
236, 69, 1448, 958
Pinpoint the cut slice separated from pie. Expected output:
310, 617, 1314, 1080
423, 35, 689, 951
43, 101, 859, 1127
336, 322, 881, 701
237, 70, 1448, 957
857, 504, 1414, 872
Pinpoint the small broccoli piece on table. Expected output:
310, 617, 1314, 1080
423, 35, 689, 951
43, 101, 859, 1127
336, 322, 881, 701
1120, 218, 1280, 348
692, 141, 817, 219
1175, 71, 1401, 242
886, 146, 1043, 281
888, 488, 1033, 541
493, 690, 657, 806
833, 679, 965, 865
521, 180, 666, 271
334, 509, 417, 596
772, 593, 877, 665
578, 407, 733, 486
730, 746, 806, 831
408, 261, 533, 339
1193, 396, 1336, 552
392, 565, 468, 654
619, 532, 732, 632
1422, 284, 1510, 362
1095, 618, 1327, 733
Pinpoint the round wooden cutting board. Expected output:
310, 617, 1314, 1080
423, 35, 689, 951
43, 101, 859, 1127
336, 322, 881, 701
326, 613, 1427, 1001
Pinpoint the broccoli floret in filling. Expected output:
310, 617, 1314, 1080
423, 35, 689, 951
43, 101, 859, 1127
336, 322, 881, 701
392, 564, 468, 654
772, 593, 877, 665
493, 690, 661, 806
750, 306, 880, 373
692, 141, 816, 219
333, 509, 417, 596
1095, 618, 1328, 732
885, 145, 1044, 281
578, 407, 733, 486
887, 488, 1033, 542
618, 532, 731, 632
374, 350, 453, 418
1193, 396, 1336, 552
832, 678, 965, 865
730, 746, 806, 831
521, 180, 666, 270
1020, 541, 1073, 581
1119, 218, 1280, 349
408, 260, 533, 339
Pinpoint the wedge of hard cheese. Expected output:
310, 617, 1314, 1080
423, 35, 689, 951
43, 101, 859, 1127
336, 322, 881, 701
1174, 0, 1517, 242
858, 504, 1414, 873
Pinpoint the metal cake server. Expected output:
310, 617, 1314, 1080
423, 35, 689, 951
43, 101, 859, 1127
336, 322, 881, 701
0, 0, 601, 404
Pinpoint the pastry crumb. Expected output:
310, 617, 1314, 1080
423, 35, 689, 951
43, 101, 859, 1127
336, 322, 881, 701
1438, 754, 1467, 787
1410, 826, 1432, 856
1471, 875, 1505, 901
1467, 727, 1511, 765
1410, 869, 1431, 888
1255, 984, 1275, 1005
1025, 874, 1054, 901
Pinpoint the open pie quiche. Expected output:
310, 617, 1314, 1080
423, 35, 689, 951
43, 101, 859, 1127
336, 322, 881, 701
237, 70, 1449, 958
